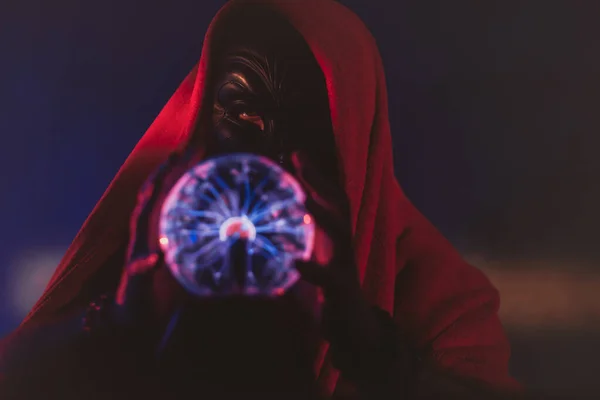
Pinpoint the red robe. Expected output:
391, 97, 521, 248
14, 0, 520, 396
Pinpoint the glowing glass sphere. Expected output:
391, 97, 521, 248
158, 153, 315, 297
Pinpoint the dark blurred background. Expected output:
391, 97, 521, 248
1, 0, 598, 398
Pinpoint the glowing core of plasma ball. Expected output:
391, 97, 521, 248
158, 153, 315, 298
219, 216, 257, 241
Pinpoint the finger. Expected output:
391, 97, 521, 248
116, 253, 162, 307
291, 152, 356, 273
128, 152, 181, 260
295, 259, 333, 290
127, 253, 161, 276
290, 152, 351, 238
290, 151, 345, 214
117, 252, 186, 329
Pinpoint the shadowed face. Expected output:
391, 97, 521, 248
208, 12, 338, 177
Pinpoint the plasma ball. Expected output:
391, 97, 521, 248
158, 153, 315, 298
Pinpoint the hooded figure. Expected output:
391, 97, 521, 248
1, 1, 522, 399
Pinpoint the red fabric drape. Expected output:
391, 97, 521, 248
16, 0, 519, 395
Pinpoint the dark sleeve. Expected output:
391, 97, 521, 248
0, 303, 158, 400
353, 306, 525, 400
0, 309, 87, 397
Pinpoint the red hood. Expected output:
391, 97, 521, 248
20, 0, 519, 395
26, 0, 402, 327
